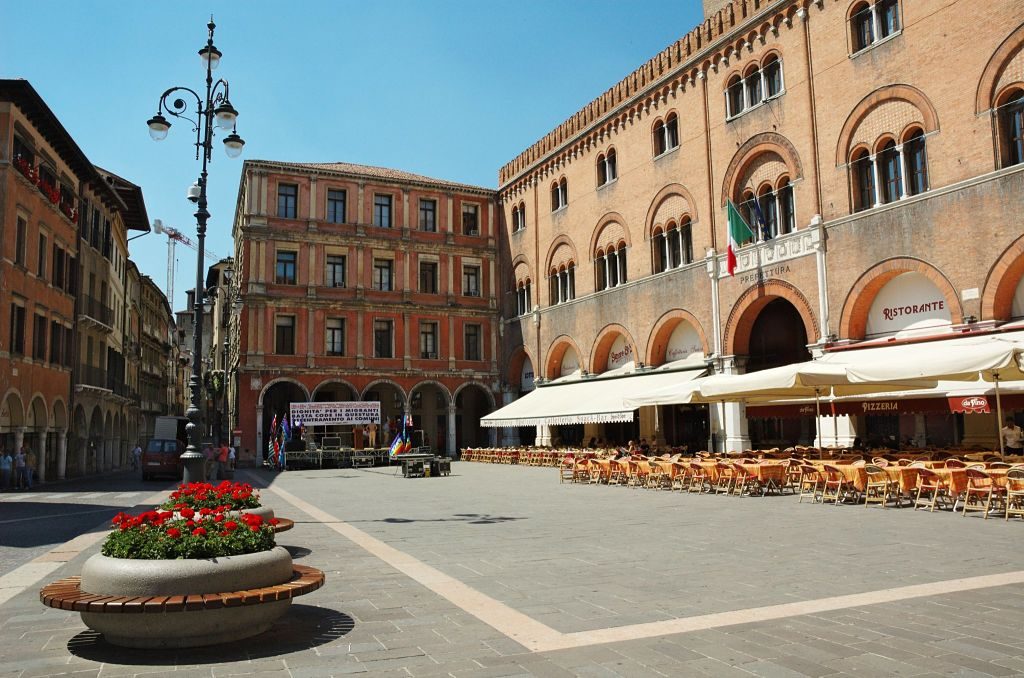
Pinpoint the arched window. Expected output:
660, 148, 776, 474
757, 185, 777, 239
741, 190, 757, 228
597, 149, 617, 187
850, 1, 900, 54
1000, 90, 1024, 168
679, 218, 693, 265
777, 179, 795, 235
518, 201, 527, 231
551, 178, 567, 211
852, 148, 875, 212
516, 280, 532, 316
744, 66, 762, 109
878, 140, 903, 204
727, 75, 745, 118
666, 223, 681, 269
549, 266, 573, 305
878, 0, 900, 38
653, 115, 679, 156
904, 129, 928, 196
653, 231, 668, 274
850, 2, 874, 51
764, 55, 783, 98
596, 249, 608, 290
608, 249, 619, 287
511, 204, 520, 232
617, 243, 628, 284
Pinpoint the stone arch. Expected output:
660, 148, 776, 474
544, 335, 585, 380
838, 258, 963, 340
409, 379, 453, 405
982, 235, 1024, 321
588, 212, 631, 256
257, 377, 310, 407
590, 324, 640, 374
646, 310, 710, 367
52, 398, 67, 433
1, 390, 25, 429
311, 378, 359, 400
724, 280, 818, 355
975, 22, 1024, 114
452, 381, 497, 410
27, 394, 48, 431
645, 183, 699, 240
510, 254, 532, 285
507, 345, 537, 390
544, 235, 578, 274
361, 379, 407, 405
835, 84, 940, 166
721, 132, 803, 206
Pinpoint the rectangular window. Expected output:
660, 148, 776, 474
67, 255, 77, 295
38, 234, 47, 279
15, 216, 27, 266
419, 261, 438, 293
373, 319, 393, 358
325, 254, 346, 288
373, 194, 392, 227
419, 199, 437, 232
9, 303, 25, 355
49, 320, 62, 365
275, 250, 297, 284
63, 326, 73, 367
419, 321, 438, 359
464, 324, 481, 361
462, 204, 479, 235
33, 314, 47, 360
275, 315, 296, 355
372, 259, 393, 291
326, 189, 346, 224
277, 184, 298, 219
325, 317, 345, 356
462, 265, 481, 297
52, 245, 64, 290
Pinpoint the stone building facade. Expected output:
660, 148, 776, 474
495, 0, 1024, 451
231, 160, 499, 463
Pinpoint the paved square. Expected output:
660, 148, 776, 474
3, 462, 1024, 676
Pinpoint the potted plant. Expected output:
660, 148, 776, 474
161, 480, 275, 521
75, 506, 294, 648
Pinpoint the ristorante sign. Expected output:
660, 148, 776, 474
880, 299, 945, 321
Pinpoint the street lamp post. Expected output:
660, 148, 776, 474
146, 17, 245, 483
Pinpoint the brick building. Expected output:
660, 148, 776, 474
492, 0, 1024, 451
230, 160, 499, 463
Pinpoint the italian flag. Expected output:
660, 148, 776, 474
726, 200, 755, 276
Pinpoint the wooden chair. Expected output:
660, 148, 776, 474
732, 463, 762, 496
688, 462, 710, 493
988, 461, 1012, 469
1005, 468, 1024, 520
608, 459, 628, 486
945, 458, 967, 468
782, 459, 802, 494
558, 455, 575, 483
714, 461, 736, 495
646, 462, 669, 489
962, 468, 1005, 519
671, 462, 691, 491
864, 464, 898, 508
871, 457, 889, 467
914, 467, 953, 512
797, 464, 823, 503
820, 465, 849, 505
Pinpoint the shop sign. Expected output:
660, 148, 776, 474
948, 395, 990, 414
607, 335, 634, 370
739, 264, 791, 287
665, 322, 704, 362
521, 358, 535, 392
865, 272, 952, 336
289, 401, 381, 426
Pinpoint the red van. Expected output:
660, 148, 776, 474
141, 439, 184, 480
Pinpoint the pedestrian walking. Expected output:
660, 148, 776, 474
14, 446, 29, 490
228, 444, 236, 470
0, 447, 11, 490
25, 448, 36, 487
131, 443, 142, 471
216, 441, 229, 480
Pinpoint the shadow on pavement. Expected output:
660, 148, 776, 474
66, 604, 355, 664
282, 544, 312, 559
367, 513, 526, 525
0, 503, 124, 548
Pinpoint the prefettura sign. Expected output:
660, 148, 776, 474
289, 401, 381, 426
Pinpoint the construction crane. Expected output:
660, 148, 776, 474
152, 219, 221, 308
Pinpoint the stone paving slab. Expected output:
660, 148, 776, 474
2, 462, 1024, 676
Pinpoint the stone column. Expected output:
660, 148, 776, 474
446, 405, 457, 458
113, 435, 122, 469
719, 356, 751, 453
57, 430, 67, 480
913, 414, 927, 448
870, 155, 883, 206
255, 405, 264, 465
502, 390, 520, 446
36, 427, 48, 483
104, 438, 113, 472
13, 427, 25, 457
536, 424, 553, 447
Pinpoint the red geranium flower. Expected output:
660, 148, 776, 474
192, 527, 207, 537
166, 527, 181, 539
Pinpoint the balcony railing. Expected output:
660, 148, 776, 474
78, 365, 106, 389
81, 295, 113, 327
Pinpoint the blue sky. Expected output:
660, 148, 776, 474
2, 0, 702, 313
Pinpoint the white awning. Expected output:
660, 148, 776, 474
480, 367, 706, 428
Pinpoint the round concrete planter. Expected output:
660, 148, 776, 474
79, 546, 293, 648
237, 505, 274, 521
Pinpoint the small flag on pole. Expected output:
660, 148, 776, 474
726, 200, 755, 277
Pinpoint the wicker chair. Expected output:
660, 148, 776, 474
715, 461, 737, 495
797, 464, 823, 503
820, 464, 849, 505
962, 468, 1005, 518
1005, 468, 1024, 520
914, 467, 953, 512
688, 462, 710, 493
864, 464, 898, 508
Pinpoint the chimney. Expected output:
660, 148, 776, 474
703, 0, 731, 20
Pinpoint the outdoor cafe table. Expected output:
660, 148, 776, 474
810, 461, 1009, 495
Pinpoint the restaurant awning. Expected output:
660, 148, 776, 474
480, 366, 706, 428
